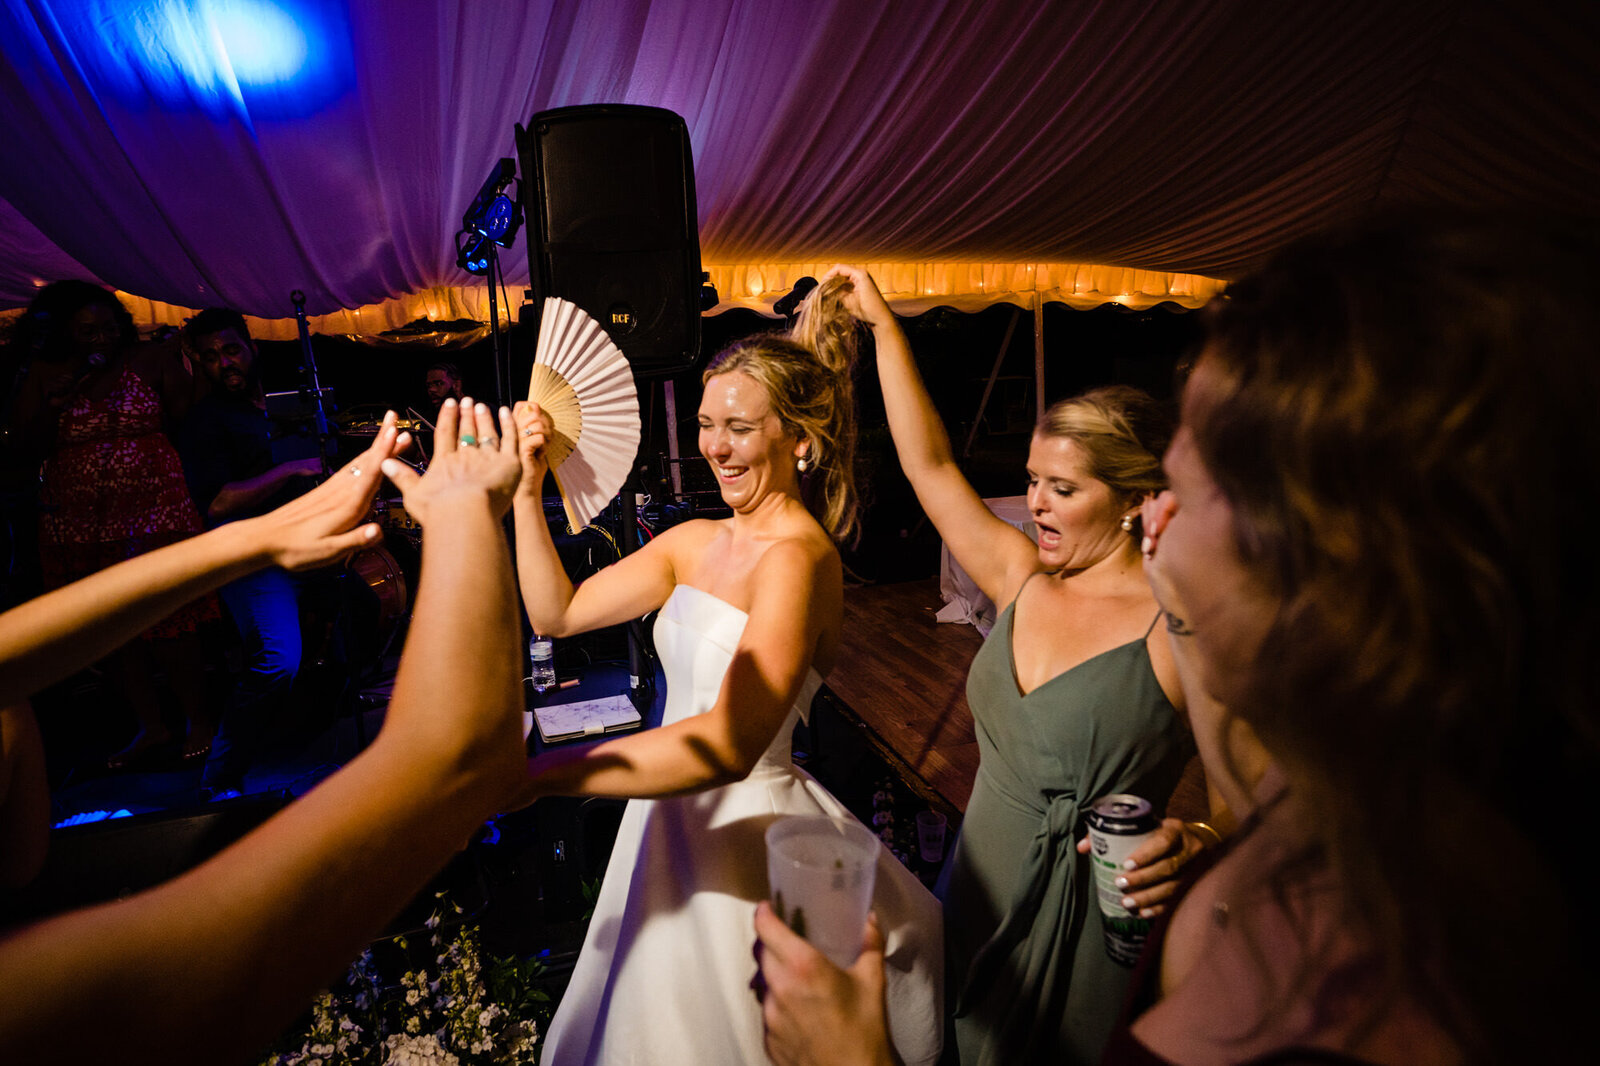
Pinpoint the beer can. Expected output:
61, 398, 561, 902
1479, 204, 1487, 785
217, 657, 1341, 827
1085, 793, 1160, 966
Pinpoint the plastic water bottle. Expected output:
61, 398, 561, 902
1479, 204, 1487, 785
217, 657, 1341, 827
529, 635, 557, 693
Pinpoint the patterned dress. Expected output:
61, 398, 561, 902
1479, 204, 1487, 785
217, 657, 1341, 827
38, 366, 215, 638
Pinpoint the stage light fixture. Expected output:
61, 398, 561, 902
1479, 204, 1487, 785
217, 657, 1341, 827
462, 158, 523, 247
455, 230, 492, 275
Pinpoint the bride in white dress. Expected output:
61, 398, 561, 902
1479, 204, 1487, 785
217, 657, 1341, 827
510, 277, 943, 1066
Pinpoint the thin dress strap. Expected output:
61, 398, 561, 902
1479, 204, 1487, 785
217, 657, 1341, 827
1143, 609, 1163, 639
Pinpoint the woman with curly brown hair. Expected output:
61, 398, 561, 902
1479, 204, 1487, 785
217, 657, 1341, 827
512, 278, 943, 1066
7, 281, 215, 769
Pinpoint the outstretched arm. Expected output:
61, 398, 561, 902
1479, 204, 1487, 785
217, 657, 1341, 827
821, 265, 1039, 607
0, 416, 406, 707
206, 457, 327, 522
519, 537, 838, 803
0, 403, 527, 1065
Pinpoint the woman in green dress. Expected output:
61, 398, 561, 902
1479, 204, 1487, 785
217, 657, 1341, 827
824, 265, 1225, 1065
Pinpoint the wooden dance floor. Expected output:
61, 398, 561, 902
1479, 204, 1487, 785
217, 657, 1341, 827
824, 577, 1209, 823
824, 578, 984, 815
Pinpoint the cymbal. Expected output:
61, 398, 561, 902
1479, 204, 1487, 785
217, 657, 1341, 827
339, 417, 424, 437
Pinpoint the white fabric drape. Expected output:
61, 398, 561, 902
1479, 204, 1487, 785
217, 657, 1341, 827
2, 0, 1595, 330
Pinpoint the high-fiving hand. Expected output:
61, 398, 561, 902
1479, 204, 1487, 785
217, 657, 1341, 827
250, 410, 408, 571
382, 398, 522, 524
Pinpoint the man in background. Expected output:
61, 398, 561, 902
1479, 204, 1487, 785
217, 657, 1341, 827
424, 361, 464, 413
179, 309, 325, 799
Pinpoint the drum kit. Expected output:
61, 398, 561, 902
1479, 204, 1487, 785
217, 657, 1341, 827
328, 406, 432, 667
280, 294, 436, 678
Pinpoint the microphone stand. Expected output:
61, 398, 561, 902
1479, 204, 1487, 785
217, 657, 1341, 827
487, 244, 508, 409
405, 407, 435, 465
290, 290, 336, 475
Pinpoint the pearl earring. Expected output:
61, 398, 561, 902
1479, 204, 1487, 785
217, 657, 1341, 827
1120, 514, 1135, 533
797, 455, 809, 473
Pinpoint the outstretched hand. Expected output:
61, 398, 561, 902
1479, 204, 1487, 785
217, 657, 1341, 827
381, 398, 521, 524
819, 264, 894, 330
249, 411, 408, 571
752, 902, 898, 1066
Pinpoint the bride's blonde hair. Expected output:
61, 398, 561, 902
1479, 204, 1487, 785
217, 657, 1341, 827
702, 275, 860, 542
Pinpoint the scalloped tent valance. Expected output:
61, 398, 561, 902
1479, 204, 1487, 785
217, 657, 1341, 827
31, 262, 1223, 345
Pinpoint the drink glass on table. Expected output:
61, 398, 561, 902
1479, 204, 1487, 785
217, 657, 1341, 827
765, 815, 879, 968
915, 809, 948, 863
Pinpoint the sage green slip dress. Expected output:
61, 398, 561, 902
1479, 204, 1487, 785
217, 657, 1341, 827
944, 575, 1191, 1066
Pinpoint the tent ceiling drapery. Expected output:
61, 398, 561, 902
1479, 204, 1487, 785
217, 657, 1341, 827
1, 0, 1596, 336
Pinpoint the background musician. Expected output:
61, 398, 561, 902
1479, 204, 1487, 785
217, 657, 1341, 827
423, 361, 464, 414
178, 308, 327, 799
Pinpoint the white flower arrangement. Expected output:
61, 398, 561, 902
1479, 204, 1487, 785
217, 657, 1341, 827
260, 891, 550, 1066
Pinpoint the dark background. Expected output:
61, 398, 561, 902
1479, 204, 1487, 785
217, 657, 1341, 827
289, 298, 1202, 584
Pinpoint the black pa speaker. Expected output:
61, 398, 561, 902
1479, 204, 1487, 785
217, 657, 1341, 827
516, 104, 703, 379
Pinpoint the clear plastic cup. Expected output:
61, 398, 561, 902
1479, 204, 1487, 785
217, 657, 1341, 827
915, 809, 948, 863
765, 815, 879, 968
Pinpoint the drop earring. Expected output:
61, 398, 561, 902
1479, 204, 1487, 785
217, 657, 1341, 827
796, 454, 810, 473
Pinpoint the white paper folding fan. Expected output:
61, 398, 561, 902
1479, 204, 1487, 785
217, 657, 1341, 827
528, 297, 640, 531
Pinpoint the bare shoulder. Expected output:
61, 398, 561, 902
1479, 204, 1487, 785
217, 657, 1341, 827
647, 517, 723, 570
653, 517, 723, 547
754, 526, 841, 585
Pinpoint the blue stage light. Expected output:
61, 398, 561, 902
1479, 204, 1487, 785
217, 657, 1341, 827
455, 230, 494, 276
209, 2, 308, 83
53, 807, 134, 827
30, 0, 353, 116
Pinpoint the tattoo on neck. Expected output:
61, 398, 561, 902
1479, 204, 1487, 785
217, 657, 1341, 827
1164, 611, 1194, 636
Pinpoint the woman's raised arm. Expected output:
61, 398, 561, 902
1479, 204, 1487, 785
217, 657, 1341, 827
821, 265, 1039, 606
510, 399, 679, 637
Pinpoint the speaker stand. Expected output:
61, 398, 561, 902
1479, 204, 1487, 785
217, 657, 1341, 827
616, 457, 656, 712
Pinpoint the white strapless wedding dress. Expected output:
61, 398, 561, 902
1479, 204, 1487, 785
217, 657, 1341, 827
540, 584, 944, 1065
